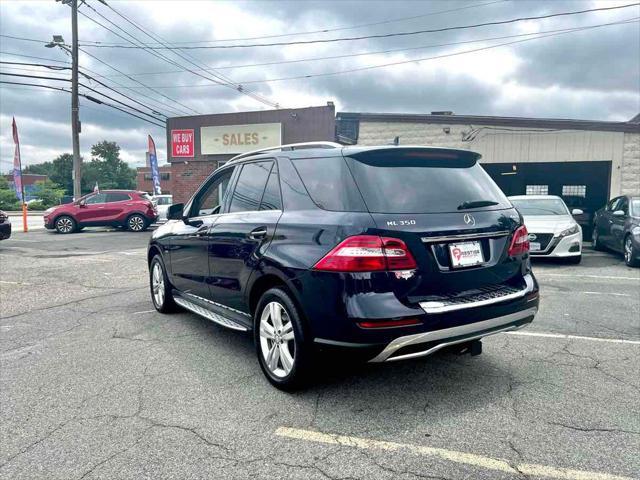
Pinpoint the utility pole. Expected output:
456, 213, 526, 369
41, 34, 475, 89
70, 0, 81, 200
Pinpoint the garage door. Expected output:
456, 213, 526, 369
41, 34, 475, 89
481, 161, 612, 240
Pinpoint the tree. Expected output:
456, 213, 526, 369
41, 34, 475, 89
30, 179, 65, 209
0, 176, 20, 211
49, 154, 74, 195
24, 153, 74, 196
83, 141, 135, 192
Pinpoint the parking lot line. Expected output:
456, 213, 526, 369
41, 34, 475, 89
505, 331, 640, 345
275, 427, 633, 480
535, 273, 640, 281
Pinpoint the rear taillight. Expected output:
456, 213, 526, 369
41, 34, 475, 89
313, 235, 417, 272
508, 225, 530, 256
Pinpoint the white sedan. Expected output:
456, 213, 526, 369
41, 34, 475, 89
152, 194, 173, 222
509, 195, 583, 264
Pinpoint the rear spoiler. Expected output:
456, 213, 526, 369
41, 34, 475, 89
347, 147, 481, 168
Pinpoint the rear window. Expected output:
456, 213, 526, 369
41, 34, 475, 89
346, 152, 509, 214
510, 198, 569, 216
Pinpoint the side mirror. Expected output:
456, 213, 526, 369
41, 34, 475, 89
612, 210, 625, 217
78, 199, 86, 207
167, 203, 185, 220
571, 208, 583, 215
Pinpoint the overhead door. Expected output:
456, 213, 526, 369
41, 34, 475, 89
481, 161, 612, 239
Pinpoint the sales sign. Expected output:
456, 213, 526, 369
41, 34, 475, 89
201, 123, 281, 155
171, 129, 194, 158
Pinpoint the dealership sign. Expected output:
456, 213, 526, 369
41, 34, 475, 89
201, 123, 281, 155
171, 129, 194, 157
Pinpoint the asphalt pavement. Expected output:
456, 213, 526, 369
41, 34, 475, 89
0, 229, 638, 480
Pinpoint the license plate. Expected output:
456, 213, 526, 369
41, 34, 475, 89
449, 241, 484, 268
530, 242, 541, 251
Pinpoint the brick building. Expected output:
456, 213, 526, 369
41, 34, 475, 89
166, 105, 335, 203
164, 104, 639, 226
135, 164, 172, 194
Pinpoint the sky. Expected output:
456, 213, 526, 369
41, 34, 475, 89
0, 0, 638, 172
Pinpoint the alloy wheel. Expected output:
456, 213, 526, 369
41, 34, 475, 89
151, 261, 165, 308
56, 217, 73, 233
259, 301, 295, 378
624, 237, 632, 263
129, 215, 145, 231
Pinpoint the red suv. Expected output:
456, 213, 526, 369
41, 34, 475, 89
44, 190, 157, 234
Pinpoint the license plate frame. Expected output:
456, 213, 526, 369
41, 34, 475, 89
448, 241, 484, 268
530, 242, 541, 252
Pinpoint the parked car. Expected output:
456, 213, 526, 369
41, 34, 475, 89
0, 210, 11, 240
592, 195, 640, 267
44, 190, 157, 234
148, 143, 539, 389
509, 195, 583, 264
152, 194, 173, 222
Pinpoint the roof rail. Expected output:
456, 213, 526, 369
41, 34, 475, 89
228, 141, 342, 163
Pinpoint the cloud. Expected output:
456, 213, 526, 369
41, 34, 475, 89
1, 0, 638, 172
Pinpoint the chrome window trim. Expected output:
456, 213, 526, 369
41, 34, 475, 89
419, 274, 534, 314
369, 307, 537, 363
421, 230, 510, 243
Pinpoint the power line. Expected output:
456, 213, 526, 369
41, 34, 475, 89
79, 0, 507, 45
83, 0, 279, 108
90, 18, 637, 89
0, 63, 170, 119
0, 81, 165, 127
0, 50, 182, 117
0, 72, 166, 123
81, 20, 637, 78
0, 50, 71, 64
78, 47, 196, 116
75, 9, 203, 115
78, 3, 640, 50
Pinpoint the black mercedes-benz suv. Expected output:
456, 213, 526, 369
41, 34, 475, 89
148, 142, 539, 389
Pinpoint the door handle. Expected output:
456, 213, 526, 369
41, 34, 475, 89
193, 226, 210, 237
249, 227, 267, 240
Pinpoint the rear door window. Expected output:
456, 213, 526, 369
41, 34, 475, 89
345, 151, 510, 214
259, 164, 282, 211
228, 161, 272, 213
106, 192, 130, 202
291, 157, 366, 211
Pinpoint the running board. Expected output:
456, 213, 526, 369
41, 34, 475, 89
174, 297, 249, 332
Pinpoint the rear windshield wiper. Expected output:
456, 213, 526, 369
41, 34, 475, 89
457, 200, 499, 210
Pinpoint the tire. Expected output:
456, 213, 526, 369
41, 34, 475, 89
54, 215, 76, 234
149, 255, 178, 313
127, 214, 148, 232
592, 227, 605, 251
624, 235, 640, 267
254, 287, 314, 390
565, 255, 582, 265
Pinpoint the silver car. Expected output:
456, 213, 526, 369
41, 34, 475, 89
509, 195, 583, 264
152, 194, 173, 222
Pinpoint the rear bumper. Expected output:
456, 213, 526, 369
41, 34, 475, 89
368, 307, 535, 362
308, 272, 539, 362
530, 231, 582, 258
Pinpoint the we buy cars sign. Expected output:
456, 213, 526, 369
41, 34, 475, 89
171, 129, 194, 157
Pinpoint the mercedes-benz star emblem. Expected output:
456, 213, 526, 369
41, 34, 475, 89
463, 213, 475, 226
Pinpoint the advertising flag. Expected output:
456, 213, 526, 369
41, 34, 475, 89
148, 135, 162, 195
94, 181, 100, 193
11, 117, 24, 202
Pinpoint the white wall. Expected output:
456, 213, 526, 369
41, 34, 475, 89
357, 121, 640, 197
